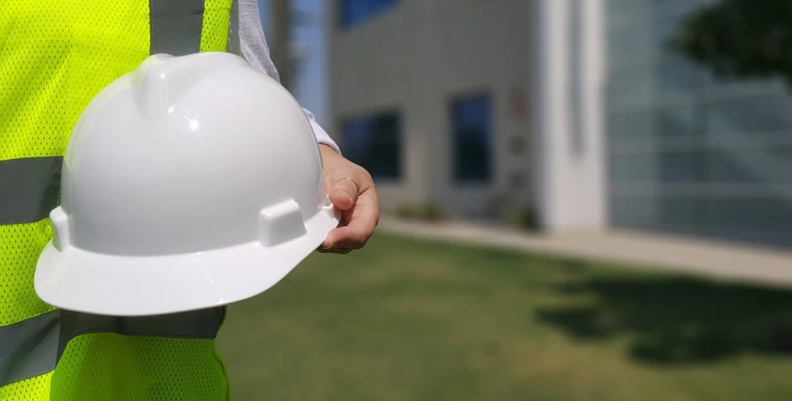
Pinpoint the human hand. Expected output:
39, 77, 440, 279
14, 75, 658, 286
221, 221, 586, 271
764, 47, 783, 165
317, 144, 379, 254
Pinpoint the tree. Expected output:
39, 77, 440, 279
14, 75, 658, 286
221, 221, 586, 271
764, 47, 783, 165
667, 0, 792, 87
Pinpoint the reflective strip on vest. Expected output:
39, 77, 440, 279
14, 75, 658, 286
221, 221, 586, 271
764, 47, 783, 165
0, 308, 225, 388
56, 307, 226, 358
0, 157, 62, 225
0, 311, 60, 387
227, 0, 241, 55
150, 0, 206, 56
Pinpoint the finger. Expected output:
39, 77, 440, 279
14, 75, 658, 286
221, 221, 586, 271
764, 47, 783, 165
325, 207, 378, 250
322, 186, 377, 247
323, 191, 378, 243
315, 245, 352, 254
327, 227, 368, 249
328, 177, 359, 211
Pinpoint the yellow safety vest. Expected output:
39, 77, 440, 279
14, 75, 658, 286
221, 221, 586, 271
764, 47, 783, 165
0, 1, 236, 399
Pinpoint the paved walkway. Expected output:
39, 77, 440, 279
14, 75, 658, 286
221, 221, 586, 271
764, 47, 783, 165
377, 218, 792, 289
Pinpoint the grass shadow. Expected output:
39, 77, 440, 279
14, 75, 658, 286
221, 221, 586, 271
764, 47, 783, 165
535, 274, 792, 365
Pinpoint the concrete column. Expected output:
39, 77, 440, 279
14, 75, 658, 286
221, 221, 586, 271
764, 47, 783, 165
270, 0, 293, 90
531, 0, 607, 232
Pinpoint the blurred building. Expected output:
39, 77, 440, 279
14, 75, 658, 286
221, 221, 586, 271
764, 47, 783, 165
259, 0, 330, 126
329, 0, 535, 221
328, 0, 792, 249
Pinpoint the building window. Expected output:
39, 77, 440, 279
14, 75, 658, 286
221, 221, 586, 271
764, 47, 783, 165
341, 111, 402, 180
339, 0, 399, 29
606, 1, 792, 248
451, 94, 493, 183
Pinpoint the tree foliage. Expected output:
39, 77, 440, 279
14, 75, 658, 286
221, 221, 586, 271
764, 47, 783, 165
668, 0, 792, 86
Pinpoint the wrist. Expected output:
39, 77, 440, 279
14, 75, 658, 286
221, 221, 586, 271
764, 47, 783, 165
319, 143, 344, 168
318, 140, 341, 155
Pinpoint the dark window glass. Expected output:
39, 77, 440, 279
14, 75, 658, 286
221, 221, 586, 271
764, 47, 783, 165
606, 0, 792, 249
451, 94, 492, 183
610, 149, 706, 183
342, 111, 402, 180
706, 94, 792, 136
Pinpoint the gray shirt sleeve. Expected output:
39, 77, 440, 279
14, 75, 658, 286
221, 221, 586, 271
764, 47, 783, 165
235, 0, 340, 153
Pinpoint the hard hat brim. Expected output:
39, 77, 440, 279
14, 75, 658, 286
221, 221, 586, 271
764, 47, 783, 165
34, 209, 340, 317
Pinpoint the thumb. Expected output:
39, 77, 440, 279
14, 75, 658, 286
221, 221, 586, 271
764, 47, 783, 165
328, 176, 359, 211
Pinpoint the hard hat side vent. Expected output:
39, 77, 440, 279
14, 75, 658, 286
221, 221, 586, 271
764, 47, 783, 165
49, 207, 71, 251
258, 199, 307, 247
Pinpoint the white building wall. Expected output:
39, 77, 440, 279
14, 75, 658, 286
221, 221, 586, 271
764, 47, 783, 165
330, 0, 533, 217
532, 0, 608, 232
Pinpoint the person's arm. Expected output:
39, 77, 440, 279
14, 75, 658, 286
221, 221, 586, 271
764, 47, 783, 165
236, 0, 378, 253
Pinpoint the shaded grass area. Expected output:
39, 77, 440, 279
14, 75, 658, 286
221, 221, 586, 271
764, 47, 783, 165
217, 233, 792, 400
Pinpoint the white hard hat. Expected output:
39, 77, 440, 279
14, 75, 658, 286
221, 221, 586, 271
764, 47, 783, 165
34, 52, 339, 316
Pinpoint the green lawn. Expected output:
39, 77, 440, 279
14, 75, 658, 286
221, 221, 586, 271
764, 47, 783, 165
217, 232, 792, 401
